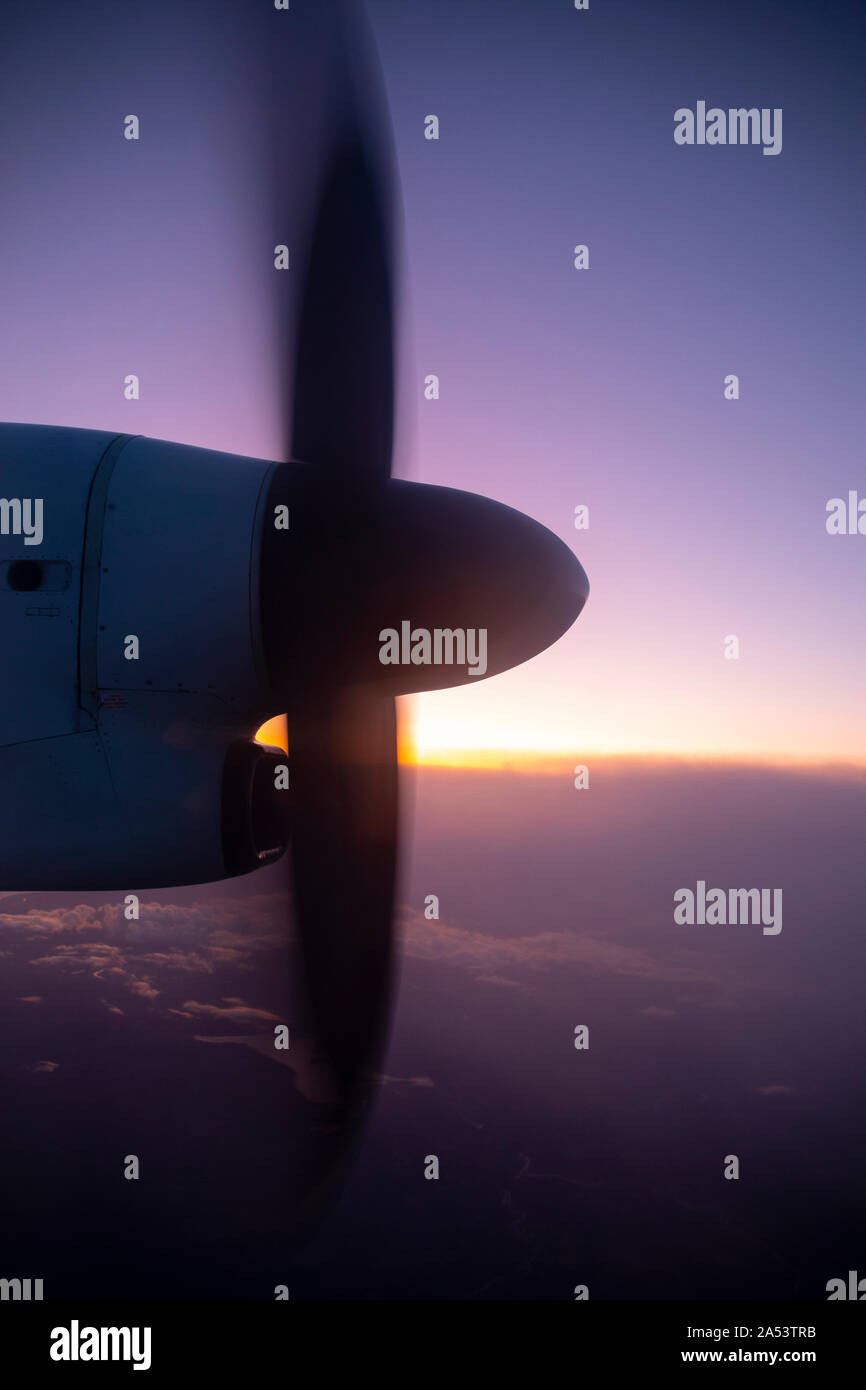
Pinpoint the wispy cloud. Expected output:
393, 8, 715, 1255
8, 895, 287, 1011
399, 909, 711, 983
194, 1033, 339, 1105
181, 999, 281, 1025
28, 942, 160, 1000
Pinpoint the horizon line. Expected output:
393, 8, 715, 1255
398, 748, 866, 776
253, 720, 865, 778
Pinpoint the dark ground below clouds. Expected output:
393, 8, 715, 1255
0, 758, 864, 1298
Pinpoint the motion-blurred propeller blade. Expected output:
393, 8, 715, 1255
287, 686, 398, 1109
260, 2, 589, 1139
283, 8, 397, 481
266, 3, 403, 1106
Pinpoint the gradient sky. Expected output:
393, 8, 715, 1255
375, 0, 866, 767
0, 0, 864, 1305
0, 0, 863, 768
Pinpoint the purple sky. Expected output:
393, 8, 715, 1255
0, 0, 863, 768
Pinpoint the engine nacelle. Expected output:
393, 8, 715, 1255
0, 424, 285, 889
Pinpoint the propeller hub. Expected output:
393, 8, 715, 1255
261, 466, 589, 699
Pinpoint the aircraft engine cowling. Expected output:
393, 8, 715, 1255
0, 424, 286, 889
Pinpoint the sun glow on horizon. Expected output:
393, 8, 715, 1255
255, 711, 865, 777
255, 715, 288, 753
253, 707, 419, 765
